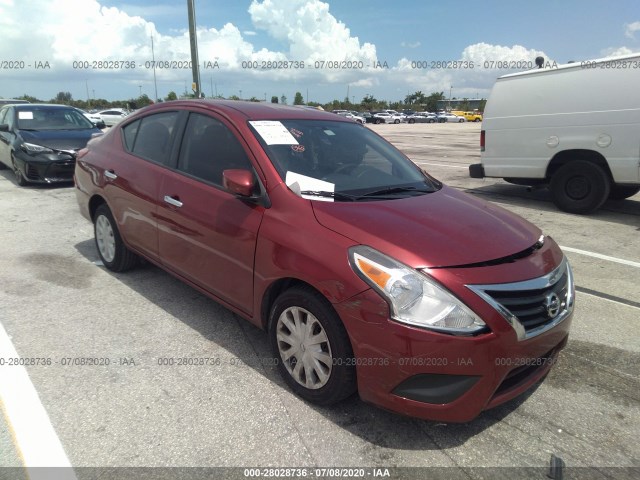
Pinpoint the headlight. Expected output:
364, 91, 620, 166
349, 245, 486, 335
21, 142, 53, 155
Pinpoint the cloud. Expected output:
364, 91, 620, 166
401, 41, 421, 49
0, 0, 381, 92
247, 0, 378, 81
393, 43, 551, 99
600, 46, 636, 57
624, 21, 640, 39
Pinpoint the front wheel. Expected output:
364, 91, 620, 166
93, 204, 138, 272
12, 156, 28, 186
549, 161, 610, 214
269, 286, 356, 405
609, 185, 640, 200
374, 118, 381, 124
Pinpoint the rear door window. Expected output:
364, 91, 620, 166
125, 112, 180, 165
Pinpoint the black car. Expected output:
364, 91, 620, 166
0, 104, 102, 186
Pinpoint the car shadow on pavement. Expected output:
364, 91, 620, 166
464, 182, 640, 227
74, 238, 544, 450
0, 169, 74, 189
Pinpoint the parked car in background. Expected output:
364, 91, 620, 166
406, 112, 437, 123
438, 113, 466, 123
0, 99, 30, 106
371, 112, 392, 124
0, 103, 102, 186
78, 109, 106, 129
382, 110, 406, 123
337, 112, 365, 124
97, 108, 128, 126
75, 99, 574, 423
453, 111, 483, 122
361, 112, 378, 124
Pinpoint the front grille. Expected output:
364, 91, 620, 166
44, 160, 75, 182
484, 273, 568, 332
467, 257, 574, 340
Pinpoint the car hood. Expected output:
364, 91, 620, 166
311, 185, 542, 268
19, 129, 99, 150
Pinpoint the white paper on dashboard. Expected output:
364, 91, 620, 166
285, 171, 335, 202
18, 111, 34, 119
249, 120, 298, 145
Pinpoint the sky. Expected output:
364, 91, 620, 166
0, 0, 639, 104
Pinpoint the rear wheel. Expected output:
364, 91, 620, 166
93, 204, 138, 272
374, 118, 381, 124
269, 286, 356, 405
609, 185, 640, 200
408, 118, 415, 124
549, 160, 610, 214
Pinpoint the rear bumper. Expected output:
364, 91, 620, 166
469, 163, 485, 178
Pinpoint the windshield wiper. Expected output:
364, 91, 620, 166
300, 190, 358, 201
358, 186, 433, 198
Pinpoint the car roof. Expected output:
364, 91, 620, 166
137, 100, 350, 123
12, 103, 77, 110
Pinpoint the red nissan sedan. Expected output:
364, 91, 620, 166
74, 100, 574, 422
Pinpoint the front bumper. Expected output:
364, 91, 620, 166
334, 247, 573, 423
15, 151, 75, 183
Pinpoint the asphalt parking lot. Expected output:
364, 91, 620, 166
0, 122, 638, 479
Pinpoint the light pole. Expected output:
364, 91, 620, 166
449, 85, 453, 110
138, 85, 142, 97
187, 0, 202, 98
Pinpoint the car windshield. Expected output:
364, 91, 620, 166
250, 119, 439, 201
16, 107, 95, 130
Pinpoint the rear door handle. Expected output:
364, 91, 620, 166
104, 170, 117, 180
163, 195, 183, 208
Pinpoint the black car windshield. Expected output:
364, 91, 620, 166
250, 119, 439, 200
15, 107, 95, 130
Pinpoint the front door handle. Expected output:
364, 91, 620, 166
163, 195, 183, 208
104, 170, 117, 180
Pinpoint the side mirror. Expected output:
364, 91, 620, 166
223, 169, 256, 197
0, 124, 8, 132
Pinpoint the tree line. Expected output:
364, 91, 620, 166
8, 90, 485, 113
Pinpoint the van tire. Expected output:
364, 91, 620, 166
609, 185, 640, 200
550, 161, 610, 214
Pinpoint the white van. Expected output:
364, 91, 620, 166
469, 53, 640, 213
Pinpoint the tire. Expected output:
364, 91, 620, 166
12, 156, 28, 187
549, 161, 610, 214
93, 204, 138, 272
474, 118, 481, 122
394, 119, 400, 124
408, 119, 415, 124
374, 118, 381, 124
609, 185, 640, 200
269, 286, 357, 406
458, 118, 464, 123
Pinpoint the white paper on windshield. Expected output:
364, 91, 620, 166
285, 171, 334, 202
249, 120, 298, 145
18, 111, 33, 120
